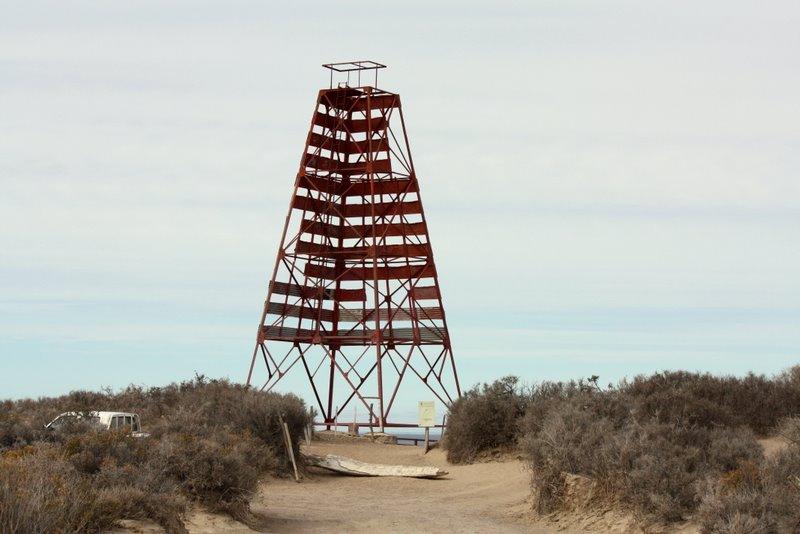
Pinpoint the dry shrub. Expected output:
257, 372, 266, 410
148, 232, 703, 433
778, 415, 800, 446
0, 406, 40, 449
149, 379, 308, 474
0, 445, 186, 534
147, 415, 276, 526
443, 365, 799, 459
616, 425, 761, 522
522, 396, 617, 511
621, 368, 800, 434
0, 445, 107, 533
2, 376, 310, 452
696, 417, 800, 533
522, 397, 763, 522
706, 427, 764, 473
62, 430, 147, 475
93, 486, 187, 534
443, 376, 526, 463
445, 376, 628, 465
444, 368, 800, 526
0, 377, 310, 532
696, 440, 800, 532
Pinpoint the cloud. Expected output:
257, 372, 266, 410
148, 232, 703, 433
1, 0, 798, 399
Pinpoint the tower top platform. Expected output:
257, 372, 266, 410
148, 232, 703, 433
321, 60, 386, 73
322, 60, 386, 89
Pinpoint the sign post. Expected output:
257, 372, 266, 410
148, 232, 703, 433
418, 401, 436, 453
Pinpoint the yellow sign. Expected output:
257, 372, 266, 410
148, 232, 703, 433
418, 401, 436, 427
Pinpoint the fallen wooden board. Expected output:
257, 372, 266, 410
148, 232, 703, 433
305, 454, 448, 479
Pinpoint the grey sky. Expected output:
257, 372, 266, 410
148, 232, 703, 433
1, 1, 798, 409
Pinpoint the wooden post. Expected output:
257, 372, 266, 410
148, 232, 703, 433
439, 414, 447, 445
278, 415, 300, 482
369, 403, 374, 434
423, 426, 430, 454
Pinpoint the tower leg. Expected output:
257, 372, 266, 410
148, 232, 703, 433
376, 344, 384, 432
246, 343, 259, 386
326, 348, 336, 430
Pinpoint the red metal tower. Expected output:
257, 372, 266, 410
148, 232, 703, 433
246, 61, 460, 431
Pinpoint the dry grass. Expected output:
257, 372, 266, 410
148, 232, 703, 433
0, 377, 311, 533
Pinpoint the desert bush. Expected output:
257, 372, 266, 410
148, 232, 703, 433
2, 377, 310, 469
62, 430, 147, 475
614, 424, 761, 522
443, 376, 527, 463
522, 395, 764, 522
523, 377, 625, 432
152, 379, 309, 473
697, 432, 800, 533
522, 396, 618, 511
706, 427, 763, 473
620, 368, 800, 434
777, 415, 800, 446
93, 486, 188, 534
147, 423, 274, 526
0, 445, 105, 533
447, 366, 800, 469
0, 377, 310, 532
0, 444, 186, 534
443, 367, 800, 526
0, 408, 38, 449
445, 375, 633, 465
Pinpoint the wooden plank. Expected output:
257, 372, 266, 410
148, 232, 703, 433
305, 454, 447, 478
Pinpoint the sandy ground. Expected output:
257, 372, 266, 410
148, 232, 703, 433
758, 436, 790, 458
256, 439, 538, 533
115, 437, 546, 533
115, 436, 790, 533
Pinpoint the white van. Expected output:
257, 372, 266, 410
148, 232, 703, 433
45, 411, 149, 437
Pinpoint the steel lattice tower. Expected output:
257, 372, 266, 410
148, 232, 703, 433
246, 61, 460, 431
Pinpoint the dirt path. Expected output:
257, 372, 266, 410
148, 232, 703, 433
254, 439, 542, 533
117, 434, 789, 533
